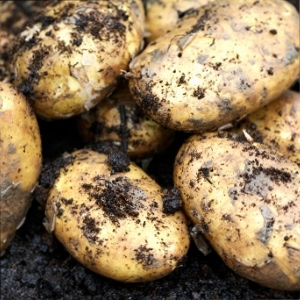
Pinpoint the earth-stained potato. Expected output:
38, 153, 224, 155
44, 149, 190, 282
0, 82, 42, 255
129, 0, 300, 132
77, 83, 175, 158
13, 0, 145, 119
174, 132, 300, 290
232, 90, 300, 165
145, 0, 215, 42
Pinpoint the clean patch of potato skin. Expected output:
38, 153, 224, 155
129, 0, 299, 132
13, 0, 145, 119
0, 82, 42, 255
174, 132, 300, 290
145, 0, 215, 42
45, 149, 190, 282
77, 83, 175, 158
232, 90, 300, 165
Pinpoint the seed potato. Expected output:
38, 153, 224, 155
145, 0, 215, 42
232, 90, 300, 165
44, 149, 190, 282
174, 132, 300, 290
0, 82, 42, 255
77, 82, 175, 158
129, 0, 299, 132
13, 0, 145, 119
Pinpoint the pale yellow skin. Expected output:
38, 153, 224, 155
232, 90, 300, 165
145, 0, 215, 42
78, 83, 175, 158
0, 82, 42, 254
174, 132, 300, 290
129, 0, 300, 132
45, 149, 190, 282
13, 0, 145, 119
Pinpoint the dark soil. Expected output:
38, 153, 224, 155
1, 1, 300, 299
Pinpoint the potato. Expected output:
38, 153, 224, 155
145, 0, 215, 42
13, 0, 145, 119
0, 82, 42, 255
129, 0, 300, 132
232, 90, 300, 165
77, 82, 175, 158
174, 132, 300, 290
44, 149, 190, 282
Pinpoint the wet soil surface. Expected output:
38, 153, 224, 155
1, 1, 300, 299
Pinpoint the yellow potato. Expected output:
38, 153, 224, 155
77, 82, 175, 158
232, 90, 300, 165
44, 149, 190, 282
145, 0, 215, 42
13, 0, 145, 119
174, 132, 300, 290
129, 0, 299, 132
0, 82, 42, 254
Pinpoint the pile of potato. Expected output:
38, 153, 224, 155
1, 0, 299, 290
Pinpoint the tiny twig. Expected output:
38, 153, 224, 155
243, 129, 254, 144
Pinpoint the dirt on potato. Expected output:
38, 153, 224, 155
1, 0, 299, 299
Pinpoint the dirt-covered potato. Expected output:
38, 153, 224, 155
77, 82, 175, 158
129, 0, 299, 132
145, 0, 214, 42
13, 0, 145, 119
174, 132, 300, 290
44, 149, 190, 282
232, 90, 300, 165
0, 82, 42, 255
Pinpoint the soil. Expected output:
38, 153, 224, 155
1, 1, 300, 299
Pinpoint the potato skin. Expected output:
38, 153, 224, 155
174, 132, 300, 290
129, 0, 299, 132
77, 83, 175, 158
145, 0, 214, 42
45, 149, 189, 282
0, 82, 42, 254
232, 90, 300, 165
13, 0, 145, 119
